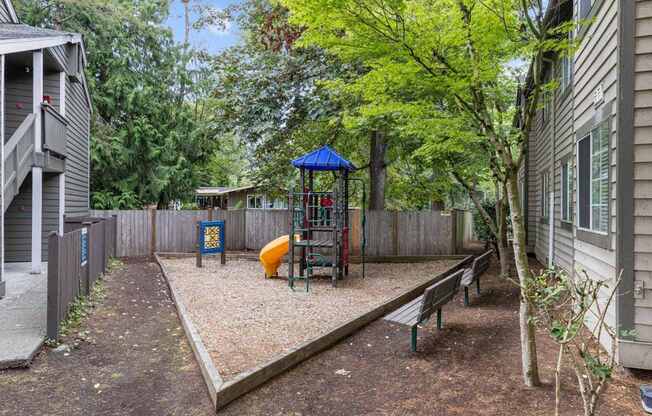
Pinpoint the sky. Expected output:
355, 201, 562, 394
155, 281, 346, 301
166, 0, 243, 54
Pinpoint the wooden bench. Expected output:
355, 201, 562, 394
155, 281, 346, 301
461, 250, 493, 306
384, 269, 464, 352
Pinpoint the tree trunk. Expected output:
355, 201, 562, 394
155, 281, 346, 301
497, 191, 511, 278
369, 130, 386, 210
505, 175, 541, 387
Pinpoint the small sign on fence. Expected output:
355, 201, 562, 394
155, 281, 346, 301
196, 220, 226, 267
80, 227, 88, 266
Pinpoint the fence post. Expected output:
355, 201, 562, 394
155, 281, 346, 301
46, 231, 60, 340
111, 215, 117, 257
149, 206, 157, 255
451, 210, 459, 255
208, 207, 213, 221
392, 211, 399, 256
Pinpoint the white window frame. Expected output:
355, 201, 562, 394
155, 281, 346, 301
247, 194, 263, 209
541, 171, 550, 219
576, 124, 609, 235
578, 0, 595, 20
246, 194, 288, 210
560, 159, 573, 223
560, 55, 572, 93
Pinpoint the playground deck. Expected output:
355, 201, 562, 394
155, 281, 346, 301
158, 257, 457, 382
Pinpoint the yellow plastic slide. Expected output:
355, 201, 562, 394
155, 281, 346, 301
260, 235, 295, 278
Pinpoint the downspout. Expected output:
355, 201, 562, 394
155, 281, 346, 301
548, 77, 557, 268
616, 0, 635, 360
0, 54, 5, 299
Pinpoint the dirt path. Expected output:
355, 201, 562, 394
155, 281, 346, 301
0, 259, 214, 416
219, 259, 648, 416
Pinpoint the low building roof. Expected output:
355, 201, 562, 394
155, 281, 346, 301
195, 185, 256, 196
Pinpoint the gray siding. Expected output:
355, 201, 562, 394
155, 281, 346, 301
64, 74, 90, 216
227, 190, 247, 209
553, 73, 575, 273
525, 0, 619, 350
4, 71, 32, 141
4, 173, 60, 262
572, 0, 618, 348
633, 0, 652, 343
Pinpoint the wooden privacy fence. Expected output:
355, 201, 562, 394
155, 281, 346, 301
47, 216, 117, 340
90, 209, 472, 257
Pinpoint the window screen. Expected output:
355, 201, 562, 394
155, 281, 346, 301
577, 120, 609, 233
578, 136, 591, 229
541, 171, 550, 218
561, 160, 572, 222
579, 0, 592, 19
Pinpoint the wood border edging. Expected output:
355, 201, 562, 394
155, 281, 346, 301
155, 252, 473, 412
156, 251, 469, 263
153, 253, 224, 408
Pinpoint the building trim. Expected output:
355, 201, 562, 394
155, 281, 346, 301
0, 54, 5, 297
616, 0, 635, 342
0, 35, 82, 55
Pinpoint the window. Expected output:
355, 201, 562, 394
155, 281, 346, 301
247, 195, 263, 209
541, 171, 550, 219
542, 91, 552, 125
561, 159, 572, 222
247, 194, 288, 210
560, 55, 572, 93
265, 197, 288, 210
577, 121, 609, 233
578, 0, 593, 20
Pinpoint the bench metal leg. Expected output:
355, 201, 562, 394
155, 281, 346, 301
476, 277, 481, 295
464, 287, 469, 306
411, 326, 418, 352
437, 309, 442, 329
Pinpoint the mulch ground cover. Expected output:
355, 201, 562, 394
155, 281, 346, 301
0, 258, 214, 416
1, 256, 650, 415
219, 258, 650, 416
161, 257, 457, 380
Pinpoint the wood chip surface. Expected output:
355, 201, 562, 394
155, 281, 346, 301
160, 257, 457, 381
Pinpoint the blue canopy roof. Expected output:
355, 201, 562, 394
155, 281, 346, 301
291, 145, 356, 171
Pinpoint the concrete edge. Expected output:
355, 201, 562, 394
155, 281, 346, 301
212, 255, 474, 410
153, 253, 223, 409
0, 338, 44, 370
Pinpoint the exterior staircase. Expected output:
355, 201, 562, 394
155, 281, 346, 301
3, 104, 67, 212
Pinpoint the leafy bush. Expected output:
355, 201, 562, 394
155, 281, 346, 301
472, 200, 496, 242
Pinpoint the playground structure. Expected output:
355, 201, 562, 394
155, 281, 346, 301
288, 146, 362, 291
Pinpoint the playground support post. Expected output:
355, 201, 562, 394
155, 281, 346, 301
221, 223, 226, 265
196, 222, 202, 268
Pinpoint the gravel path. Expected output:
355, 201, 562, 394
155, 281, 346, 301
160, 257, 458, 380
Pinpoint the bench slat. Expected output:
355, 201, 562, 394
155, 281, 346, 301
385, 268, 464, 328
385, 295, 423, 325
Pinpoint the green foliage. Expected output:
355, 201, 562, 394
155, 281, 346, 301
473, 200, 496, 242
528, 268, 622, 415
16, 0, 220, 208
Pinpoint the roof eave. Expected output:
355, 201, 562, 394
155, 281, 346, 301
0, 33, 82, 54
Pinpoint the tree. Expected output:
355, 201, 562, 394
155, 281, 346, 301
281, 0, 571, 387
17, 0, 220, 208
